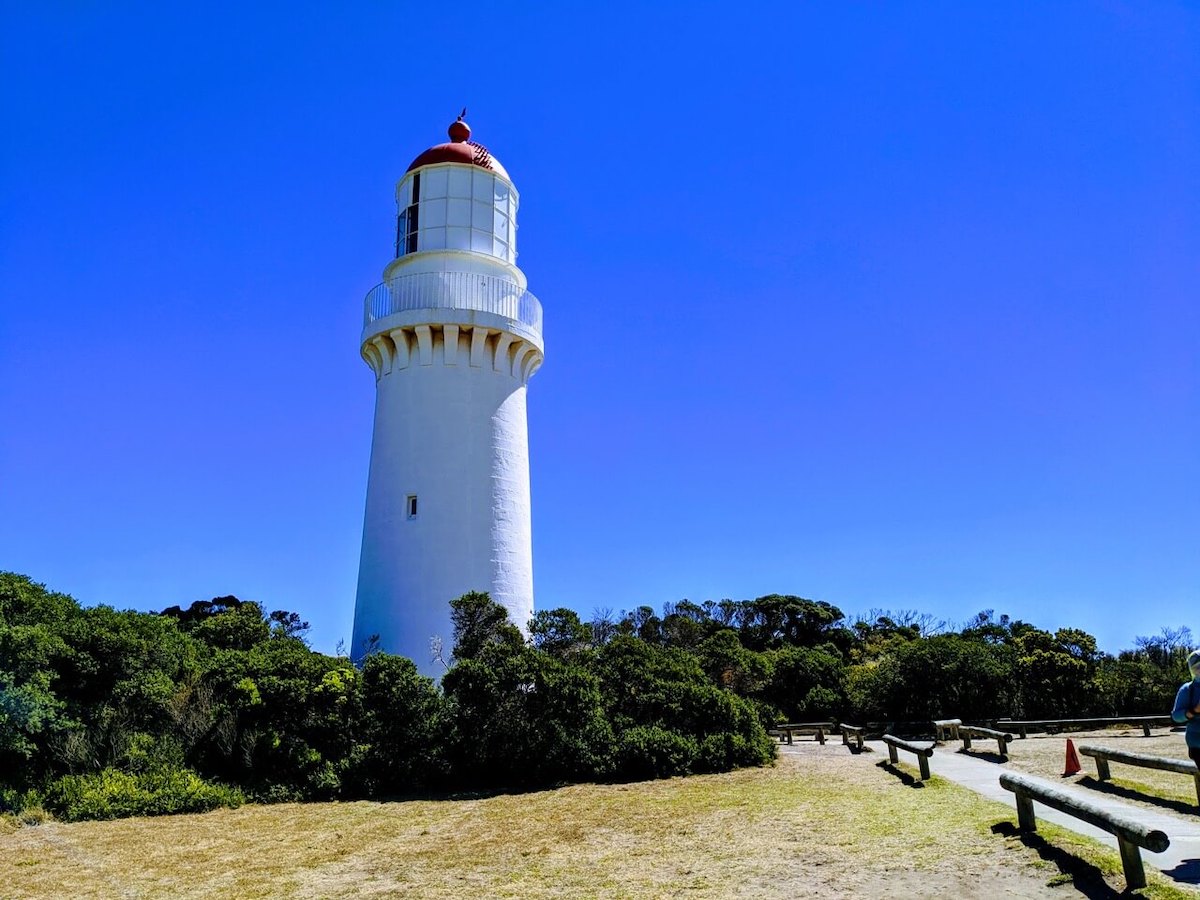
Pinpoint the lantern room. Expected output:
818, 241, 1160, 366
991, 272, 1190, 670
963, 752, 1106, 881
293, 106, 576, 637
392, 115, 519, 264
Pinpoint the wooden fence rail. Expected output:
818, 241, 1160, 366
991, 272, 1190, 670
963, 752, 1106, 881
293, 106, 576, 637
961, 725, 1013, 757
1078, 743, 1200, 806
997, 716, 1175, 739
882, 734, 934, 780
839, 723, 866, 751
771, 722, 832, 746
933, 718, 961, 742
999, 771, 1170, 890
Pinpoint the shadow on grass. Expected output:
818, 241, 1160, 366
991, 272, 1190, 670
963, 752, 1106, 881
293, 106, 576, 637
1074, 775, 1199, 818
875, 760, 926, 788
956, 748, 1009, 765
990, 821, 1122, 899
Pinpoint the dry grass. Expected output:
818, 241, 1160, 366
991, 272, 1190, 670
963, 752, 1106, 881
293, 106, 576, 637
1, 744, 1193, 899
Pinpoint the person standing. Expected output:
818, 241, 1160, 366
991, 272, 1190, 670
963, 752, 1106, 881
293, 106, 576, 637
1173, 650, 1200, 768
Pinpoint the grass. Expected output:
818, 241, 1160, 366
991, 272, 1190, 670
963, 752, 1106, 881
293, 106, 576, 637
1, 749, 1195, 898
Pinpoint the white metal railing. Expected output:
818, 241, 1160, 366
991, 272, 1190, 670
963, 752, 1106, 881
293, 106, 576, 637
364, 271, 542, 335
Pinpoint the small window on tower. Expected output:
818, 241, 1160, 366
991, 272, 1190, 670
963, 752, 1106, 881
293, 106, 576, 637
395, 210, 407, 258
406, 495, 418, 519
404, 173, 420, 255
405, 204, 419, 254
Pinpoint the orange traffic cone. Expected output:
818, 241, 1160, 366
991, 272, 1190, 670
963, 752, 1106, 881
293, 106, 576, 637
1063, 738, 1082, 776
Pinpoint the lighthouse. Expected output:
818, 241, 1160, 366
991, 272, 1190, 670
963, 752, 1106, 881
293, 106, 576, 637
352, 114, 543, 674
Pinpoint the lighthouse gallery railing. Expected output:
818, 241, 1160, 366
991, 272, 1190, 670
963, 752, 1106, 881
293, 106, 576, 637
364, 271, 542, 335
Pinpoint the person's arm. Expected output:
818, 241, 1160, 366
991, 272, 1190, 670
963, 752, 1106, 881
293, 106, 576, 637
1173, 683, 1192, 724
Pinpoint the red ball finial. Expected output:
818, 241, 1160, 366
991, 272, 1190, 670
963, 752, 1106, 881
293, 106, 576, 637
448, 108, 471, 143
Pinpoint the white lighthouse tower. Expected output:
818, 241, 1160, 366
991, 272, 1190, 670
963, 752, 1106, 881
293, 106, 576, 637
352, 114, 543, 674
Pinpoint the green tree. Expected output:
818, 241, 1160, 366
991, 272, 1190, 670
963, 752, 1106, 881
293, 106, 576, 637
450, 591, 523, 661
738, 595, 844, 651
764, 644, 846, 721
442, 599, 612, 787
528, 608, 591, 660
1013, 628, 1100, 718
696, 629, 771, 696
343, 654, 442, 796
848, 634, 1015, 721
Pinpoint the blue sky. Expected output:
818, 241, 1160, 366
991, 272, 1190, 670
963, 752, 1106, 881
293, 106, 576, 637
2, 2, 1196, 654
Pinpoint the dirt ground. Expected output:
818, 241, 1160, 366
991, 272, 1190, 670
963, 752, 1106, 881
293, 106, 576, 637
1, 739, 1191, 899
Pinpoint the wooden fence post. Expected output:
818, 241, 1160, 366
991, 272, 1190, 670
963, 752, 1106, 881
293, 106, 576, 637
1116, 836, 1147, 890
1015, 792, 1036, 832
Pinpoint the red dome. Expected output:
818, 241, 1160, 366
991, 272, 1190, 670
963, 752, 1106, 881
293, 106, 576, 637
405, 114, 509, 180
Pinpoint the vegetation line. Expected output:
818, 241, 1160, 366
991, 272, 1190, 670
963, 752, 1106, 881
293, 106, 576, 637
0, 572, 1189, 823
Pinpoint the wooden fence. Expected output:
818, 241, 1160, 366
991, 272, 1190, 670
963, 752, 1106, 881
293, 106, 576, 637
1078, 743, 1200, 806
997, 715, 1175, 739
770, 722, 833, 745
999, 771, 1170, 890
882, 734, 934, 780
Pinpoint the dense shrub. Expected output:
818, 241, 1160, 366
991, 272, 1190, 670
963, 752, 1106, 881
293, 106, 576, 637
341, 654, 442, 797
763, 644, 847, 720
440, 638, 615, 788
616, 726, 698, 780
695, 732, 762, 773
44, 768, 243, 821
594, 635, 774, 778
848, 635, 1016, 721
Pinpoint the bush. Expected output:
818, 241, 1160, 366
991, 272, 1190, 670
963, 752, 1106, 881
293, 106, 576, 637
16, 805, 50, 826
695, 732, 743, 772
695, 727, 776, 772
44, 768, 243, 821
615, 726, 698, 780
342, 654, 442, 797
0, 787, 48, 826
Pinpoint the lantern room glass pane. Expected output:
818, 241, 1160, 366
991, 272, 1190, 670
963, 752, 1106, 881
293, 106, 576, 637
421, 199, 447, 228
447, 198, 470, 227
422, 228, 446, 251
423, 167, 448, 199
446, 226, 470, 251
471, 229, 491, 252
447, 167, 471, 198
472, 201, 492, 230
472, 170, 494, 200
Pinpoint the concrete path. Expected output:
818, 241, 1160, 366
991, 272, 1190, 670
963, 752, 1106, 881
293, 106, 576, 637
867, 740, 1200, 889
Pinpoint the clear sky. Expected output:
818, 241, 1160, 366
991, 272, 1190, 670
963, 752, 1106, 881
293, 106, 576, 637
1, 2, 1196, 655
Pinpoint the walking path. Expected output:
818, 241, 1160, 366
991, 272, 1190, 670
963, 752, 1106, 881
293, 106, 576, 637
864, 740, 1200, 889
